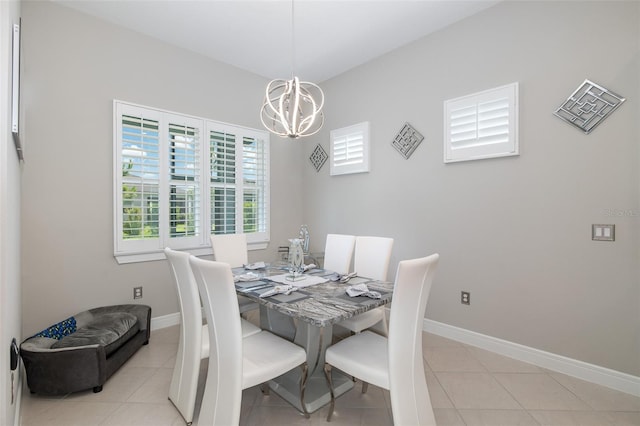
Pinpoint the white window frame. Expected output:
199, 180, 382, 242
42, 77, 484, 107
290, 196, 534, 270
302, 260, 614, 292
444, 82, 519, 163
114, 100, 270, 263
330, 121, 370, 176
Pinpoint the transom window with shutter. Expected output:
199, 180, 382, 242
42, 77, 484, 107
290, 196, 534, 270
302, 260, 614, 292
330, 122, 370, 176
444, 82, 519, 163
114, 101, 270, 263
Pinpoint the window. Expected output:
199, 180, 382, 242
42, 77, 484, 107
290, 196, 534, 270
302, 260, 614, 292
444, 82, 519, 163
114, 101, 269, 263
330, 122, 370, 176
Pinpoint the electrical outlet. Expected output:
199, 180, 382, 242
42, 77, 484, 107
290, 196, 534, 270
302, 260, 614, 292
133, 286, 143, 299
461, 291, 470, 305
592, 224, 615, 241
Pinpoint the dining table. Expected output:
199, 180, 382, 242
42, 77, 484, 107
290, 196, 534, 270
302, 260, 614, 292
232, 263, 394, 414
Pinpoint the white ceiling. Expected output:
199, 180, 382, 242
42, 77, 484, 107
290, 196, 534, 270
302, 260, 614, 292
53, 0, 500, 83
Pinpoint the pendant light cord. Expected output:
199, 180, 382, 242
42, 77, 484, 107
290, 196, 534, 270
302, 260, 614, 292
291, 0, 295, 79
260, 0, 324, 138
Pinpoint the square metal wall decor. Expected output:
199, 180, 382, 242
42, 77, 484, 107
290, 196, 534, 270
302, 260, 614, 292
309, 143, 328, 172
392, 122, 424, 159
553, 79, 625, 134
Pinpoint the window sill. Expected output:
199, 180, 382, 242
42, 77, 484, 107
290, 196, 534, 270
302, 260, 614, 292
114, 241, 269, 264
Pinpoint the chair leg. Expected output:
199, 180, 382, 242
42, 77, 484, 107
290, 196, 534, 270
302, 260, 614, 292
323, 364, 336, 422
361, 381, 368, 394
381, 312, 389, 337
299, 363, 310, 419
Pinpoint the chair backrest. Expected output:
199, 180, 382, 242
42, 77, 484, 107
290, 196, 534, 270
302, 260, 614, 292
164, 247, 203, 421
210, 233, 248, 268
388, 254, 439, 426
189, 256, 243, 425
323, 234, 356, 275
353, 236, 394, 281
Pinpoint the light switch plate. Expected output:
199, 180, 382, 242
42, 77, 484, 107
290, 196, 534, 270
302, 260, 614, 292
592, 224, 615, 241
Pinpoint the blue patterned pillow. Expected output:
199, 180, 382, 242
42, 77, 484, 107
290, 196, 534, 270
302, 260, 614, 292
33, 317, 77, 340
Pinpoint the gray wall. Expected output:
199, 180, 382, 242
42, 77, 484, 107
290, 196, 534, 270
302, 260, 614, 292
19, 0, 639, 379
1, 1, 22, 424
20, 1, 304, 335
302, 1, 639, 376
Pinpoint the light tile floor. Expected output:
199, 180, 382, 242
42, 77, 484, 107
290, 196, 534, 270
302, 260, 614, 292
20, 323, 640, 426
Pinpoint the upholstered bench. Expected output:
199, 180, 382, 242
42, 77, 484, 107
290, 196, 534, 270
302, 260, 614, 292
20, 304, 151, 395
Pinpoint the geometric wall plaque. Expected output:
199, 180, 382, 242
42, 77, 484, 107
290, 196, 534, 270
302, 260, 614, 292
309, 143, 328, 172
392, 122, 424, 159
553, 79, 625, 134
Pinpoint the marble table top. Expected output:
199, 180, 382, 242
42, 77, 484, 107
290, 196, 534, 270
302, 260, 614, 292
233, 265, 394, 328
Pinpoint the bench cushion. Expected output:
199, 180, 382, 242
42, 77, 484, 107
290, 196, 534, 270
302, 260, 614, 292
51, 312, 140, 356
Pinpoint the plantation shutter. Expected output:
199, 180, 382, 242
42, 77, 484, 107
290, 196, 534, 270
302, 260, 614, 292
444, 83, 519, 163
242, 134, 269, 235
114, 100, 270, 263
333, 133, 363, 166
449, 98, 510, 149
209, 129, 237, 235
116, 105, 162, 254
168, 117, 202, 247
330, 122, 370, 175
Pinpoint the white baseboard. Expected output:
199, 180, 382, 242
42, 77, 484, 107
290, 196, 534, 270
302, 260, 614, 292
150, 312, 180, 331
149, 312, 638, 397
423, 318, 640, 397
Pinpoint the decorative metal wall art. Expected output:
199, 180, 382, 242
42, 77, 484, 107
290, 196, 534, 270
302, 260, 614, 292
392, 122, 424, 159
553, 79, 625, 134
309, 144, 328, 172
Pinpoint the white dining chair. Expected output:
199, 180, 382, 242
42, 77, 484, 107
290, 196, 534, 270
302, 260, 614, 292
210, 233, 258, 314
337, 236, 394, 336
324, 253, 440, 425
323, 234, 356, 275
189, 256, 310, 425
164, 248, 260, 426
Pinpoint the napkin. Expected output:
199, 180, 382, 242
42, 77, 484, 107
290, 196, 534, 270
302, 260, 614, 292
259, 285, 297, 298
234, 272, 261, 282
244, 261, 266, 270
328, 271, 357, 283
346, 283, 381, 299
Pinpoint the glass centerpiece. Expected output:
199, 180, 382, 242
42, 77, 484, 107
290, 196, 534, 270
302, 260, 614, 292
299, 224, 310, 255
287, 238, 306, 282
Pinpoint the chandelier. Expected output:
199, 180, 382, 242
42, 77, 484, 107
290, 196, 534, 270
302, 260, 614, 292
260, 1, 324, 139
